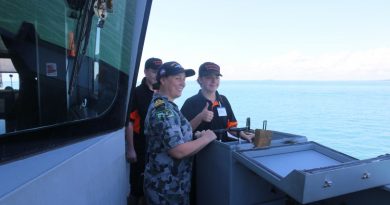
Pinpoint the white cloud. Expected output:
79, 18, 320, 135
223, 48, 390, 80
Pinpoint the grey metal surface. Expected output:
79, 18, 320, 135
0, 129, 128, 205
196, 130, 307, 205
253, 149, 342, 177
233, 142, 390, 204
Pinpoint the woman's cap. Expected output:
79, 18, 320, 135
153, 61, 195, 89
199, 62, 222, 77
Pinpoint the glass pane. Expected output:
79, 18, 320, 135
0, 0, 131, 134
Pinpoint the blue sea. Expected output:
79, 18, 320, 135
175, 80, 390, 160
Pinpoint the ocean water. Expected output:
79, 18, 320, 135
175, 80, 390, 160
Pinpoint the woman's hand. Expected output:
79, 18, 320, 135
194, 131, 202, 139
202, 130, 217, 141
195, 130, 217, 142
239, 131, 255, 142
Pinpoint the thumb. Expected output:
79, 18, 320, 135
203, 102, 209, 110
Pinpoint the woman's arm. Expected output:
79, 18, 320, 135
168, 130, 216, 159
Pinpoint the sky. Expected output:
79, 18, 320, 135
141, 0, 390, 80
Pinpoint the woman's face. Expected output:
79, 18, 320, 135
160, 73, 186, 100
198, 75, 220, 93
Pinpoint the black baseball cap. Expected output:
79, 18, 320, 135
199, 62, 222, 77
153, 61, 195, 89
145, 57, 162, 70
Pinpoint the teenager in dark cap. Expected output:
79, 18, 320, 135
143, 61, 217, 205
181, 62, 255, 204
125, 57, 162, 205
181, 62, 254, 141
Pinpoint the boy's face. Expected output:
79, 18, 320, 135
198, 74, 220, 93
145, 68, 158, 85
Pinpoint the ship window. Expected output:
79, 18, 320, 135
0, 1, 124, 135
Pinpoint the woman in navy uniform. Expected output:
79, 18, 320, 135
143, 61, 217, 205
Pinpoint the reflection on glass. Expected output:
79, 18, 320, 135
0, 1, 123, 135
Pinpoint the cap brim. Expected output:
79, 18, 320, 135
184, 69, 195, 77
150, 66, 160, 70
158, 68, 195, 82
199, 70, 222, 77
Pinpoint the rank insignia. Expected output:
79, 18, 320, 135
154, 98, 165, 108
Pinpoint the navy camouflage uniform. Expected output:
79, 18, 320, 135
144, 93, 193, 205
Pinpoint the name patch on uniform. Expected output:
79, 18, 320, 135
156, 109, 174, 120
217, 107, 227, 117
